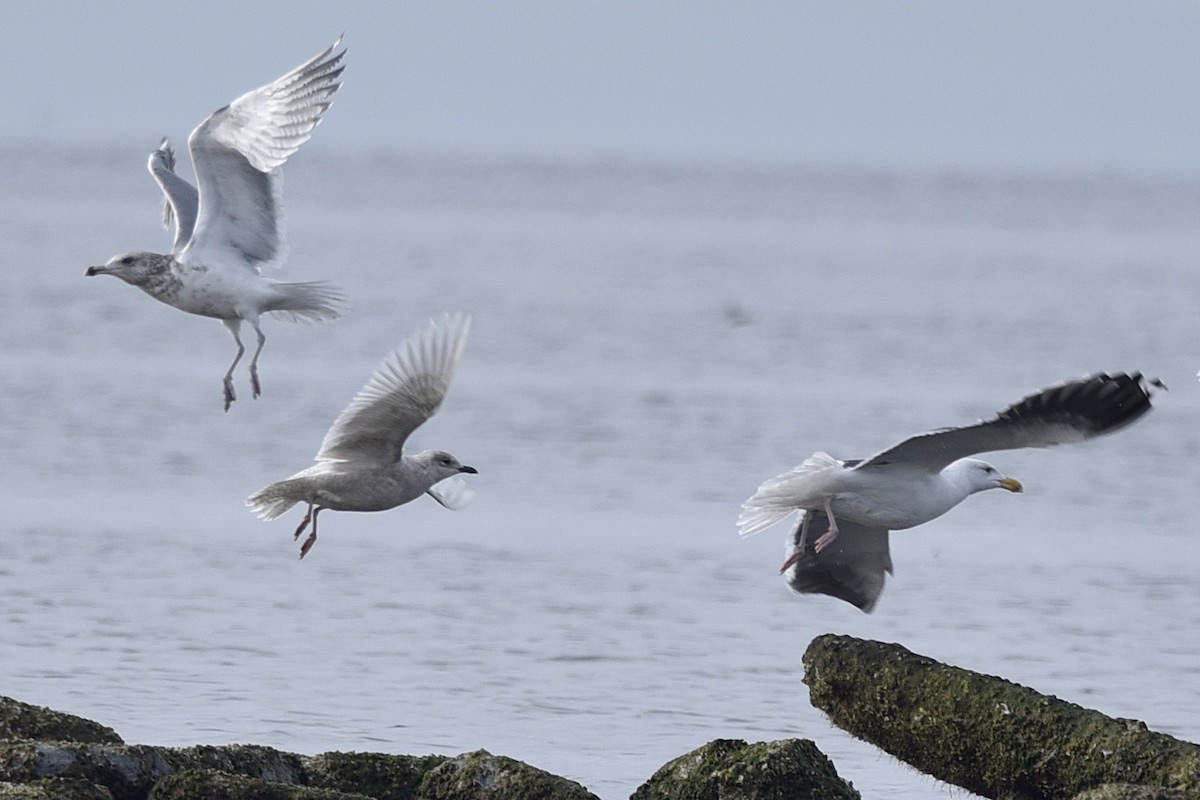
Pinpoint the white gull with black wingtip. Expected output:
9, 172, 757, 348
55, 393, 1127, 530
738, 372, 1163, 612
86, 39, 347, 411
246, 313, 478, 560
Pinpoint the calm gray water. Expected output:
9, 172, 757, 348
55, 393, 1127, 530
3, 146, 1200, 798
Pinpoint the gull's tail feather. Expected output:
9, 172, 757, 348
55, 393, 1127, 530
265, 281, 346, 323
737, 451, 842, 537
737, 502, 800, 538
246, 480, 303, 520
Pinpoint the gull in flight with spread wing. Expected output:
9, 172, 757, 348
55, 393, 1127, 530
246, 313, 478, 559
738, 372, 1163, 612
86, 39, 347, 411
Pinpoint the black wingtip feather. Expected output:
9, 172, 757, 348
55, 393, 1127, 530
997, 372, 1161, 437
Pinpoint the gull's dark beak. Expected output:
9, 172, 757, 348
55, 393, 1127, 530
459, 465, 478, 474
85, 266, 104, 276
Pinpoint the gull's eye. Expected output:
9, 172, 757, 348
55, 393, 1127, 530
120, 255, 134, 265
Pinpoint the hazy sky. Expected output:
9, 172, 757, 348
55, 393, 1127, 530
6, 1, 1199, 172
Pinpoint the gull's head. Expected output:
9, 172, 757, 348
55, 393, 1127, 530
415, 449, 478, 481
85, 251, 168, 285
959, 458, 1022, 495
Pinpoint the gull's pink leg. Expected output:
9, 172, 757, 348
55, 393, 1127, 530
779, 512, 813, 573
221, 320, 246, 412
248, 320, 266, 400
293, 502, 314, 541
813, 497, 841, 554
299, 508, 322, 560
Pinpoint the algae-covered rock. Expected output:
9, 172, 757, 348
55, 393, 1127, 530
0, 740, 306, 800
0, 697, 123, 745
1071, 785, 1189, 800
305, 751, 450, 800
804, 634, 1200, 800
419, 749, 599, 800
630, 738, 859, 800
149, 768, 374, 800
0, 778, 113, 799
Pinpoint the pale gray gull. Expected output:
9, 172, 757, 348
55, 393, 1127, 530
246, 313, 478, 559
738, 372, 1163, 612
86, 38, 347, 411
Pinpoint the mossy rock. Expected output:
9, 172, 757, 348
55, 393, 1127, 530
305, 751, 450, 800
0, 697, 122, 745
0, 778, 113, 799
631, 738, 859, 800
419, 749, 599, 800
1071, 786, 1190, 800
804, 634, 1200, 800
149, 768, 374, 799
0, 740, 306, 800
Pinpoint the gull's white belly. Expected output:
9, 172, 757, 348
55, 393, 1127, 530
169, 267, 252, 318
828, 471, 966, 530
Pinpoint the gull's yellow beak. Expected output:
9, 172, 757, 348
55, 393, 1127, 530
1000, 476, 1023, 493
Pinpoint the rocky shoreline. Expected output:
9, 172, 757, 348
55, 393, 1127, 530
2, 635, 1196, 799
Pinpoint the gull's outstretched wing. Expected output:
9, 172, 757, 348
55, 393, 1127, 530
147, 138, 198, 254
855, 372, 1162, 474
783, 510, 892, 613
316, 313, 472, 468
183, 38, 345, 270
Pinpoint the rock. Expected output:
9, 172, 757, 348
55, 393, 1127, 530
804, 634, 1200, 800
0, 741, 306, 800
0, 696, 123, 745
0, 779, 113, 799
418, 749, 599, 800
630, 738, 859, 800
304, 751, 450, 800
1071, 785, 1189, 800
149, 768, 373, 800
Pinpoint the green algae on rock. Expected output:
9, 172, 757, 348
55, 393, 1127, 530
418, 749, 599, 800
0, 778, 114, 800
148, 768, 374, 800
630, 738, 859, 800
304, 751, 450, 800
0, 741, 307, 800
1069, 785, 1189, 800
804, 634, 1200, 800
0, 696, 123, 745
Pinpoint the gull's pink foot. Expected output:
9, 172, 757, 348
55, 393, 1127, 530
814, 497, 840, 553
813, 524, 840, 554
292, 507, 313, 541
299, 531, 317, 559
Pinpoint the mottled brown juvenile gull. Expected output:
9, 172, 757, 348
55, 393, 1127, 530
738, 372, 1163, 612
246, 313, 477, 559
86, 39, 347, 411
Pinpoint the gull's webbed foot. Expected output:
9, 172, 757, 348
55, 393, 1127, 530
223, 378, 236, 412
813, 497, 841, 554
299, 531, 317, 559
250, 367, 262, 400
292, 506, 313, 541
813, 525, 841, 554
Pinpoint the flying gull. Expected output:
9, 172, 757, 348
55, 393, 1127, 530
246, 313, 478, 559
738, 372, 1163, 612
86, 39, 347, 411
